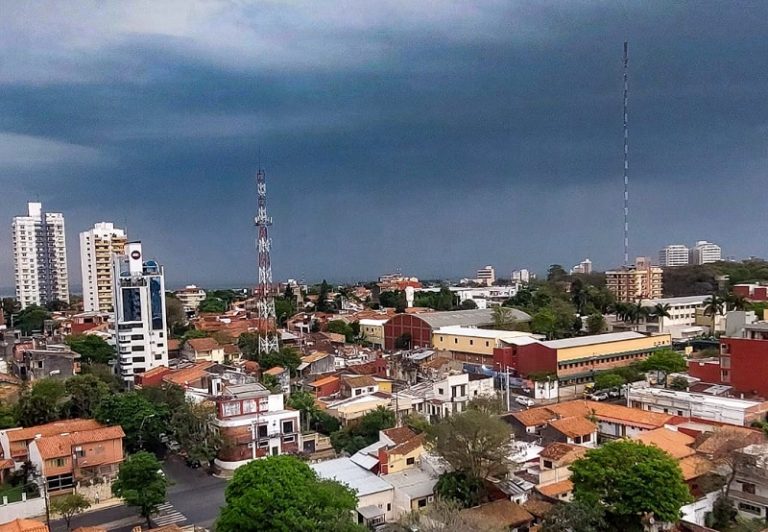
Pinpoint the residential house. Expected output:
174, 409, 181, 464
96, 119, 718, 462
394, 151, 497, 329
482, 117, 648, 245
12, 347, 80, 381
341, 375, 378, 398
263, 366, 290, 395
383, 468, 438, 517
213, 382, 300, 472
307, 375, 341, 398
323, 393, 393, 426
539, 417, 597, 448
359, 319, 386, 348
26, 423, 125, 493
378, 428, 425, 475
460, 499, 534, 532
533, 443, 587, 503
631, 427, 696, 460
182, 338, 225, 364
0, 419, 103, 463
396, 372, 495, 421
728, 443, 768, 521
297, 352, 335, 379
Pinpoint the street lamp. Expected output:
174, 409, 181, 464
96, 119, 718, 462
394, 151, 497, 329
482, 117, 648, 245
137, 414, 156, 450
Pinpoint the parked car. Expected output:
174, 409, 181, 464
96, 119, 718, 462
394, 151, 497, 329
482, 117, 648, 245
608, 388, 621, 398
515, 396, 535, 407
588, 391, 609, 401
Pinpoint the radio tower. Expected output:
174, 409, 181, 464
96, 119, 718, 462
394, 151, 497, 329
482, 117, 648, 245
254, 167, 279, 355
622, 41, 630, 267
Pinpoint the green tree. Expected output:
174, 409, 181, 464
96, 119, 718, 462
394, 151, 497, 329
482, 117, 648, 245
586, 313, 606, 335
80, 363, 123, 392
639, 349, 687, 387
703, 292, 725, 332
594, 372, 624, 391
459, 299, 478, 310
326, 320, 354, 342
547, 264, 568, 283
216, 455, 365, 532
170, 400, 221, 467
64, 374, 110, 418
330, 406, 395, 454
434, 471, 486, 508
311, 410, 341, 435
16, 379, 66, 426
540, 499, 607, 532
64, 334, 115, 365
0, 402, 16, 429
531, 308, 558, 339
316, 280, 333, 312
1, 298, 20, 326
51, 493, 91, 530
112, 451, 168, 529
15, 305, 51, 335
198, 297, 227, 313
669, 376, 689, 391
274, 297, 295, 326
570, 440, 692, 530
96, 392, 164, 452
492, 306, 519, 331
708, 495, 737, 530
287, 390, 318, 432
427, 409, 512, 482
164, 293, 185, 331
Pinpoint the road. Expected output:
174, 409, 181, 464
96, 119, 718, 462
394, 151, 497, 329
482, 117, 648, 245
51, 454, 227, 532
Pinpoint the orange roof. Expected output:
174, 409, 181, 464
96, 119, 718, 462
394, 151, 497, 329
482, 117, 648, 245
461, 500, 533, 529
72, 527, 107, 532
694, 426, 767, 455
343, 375, 377, 388
679, 455, 714, 481
139, 366, 170, 379
548, 417, 596, 438
7, 419, 103, 443
162, 361, 215, 386
35, 426, 125, 459
389, 434, 425, 456
0, 519, 48, 532
382, 426, 418, 445
586, 401, 673, 429
301, 352, 332, 364
310, 375, 340, 388
510, 407, 560, 428
264, 366, 286, 376
537, 479, 574, 498
522, 499, 554, 519
632, 428, 695, 459
167, 339, 181, 351
186, 337, 221, 352
539, 443, 588, 463
222, 344, 241, 355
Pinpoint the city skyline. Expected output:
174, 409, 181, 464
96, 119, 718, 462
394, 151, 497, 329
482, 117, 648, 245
1, 2, 767, 287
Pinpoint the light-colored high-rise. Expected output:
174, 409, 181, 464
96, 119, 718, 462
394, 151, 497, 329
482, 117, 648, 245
690, 241, 722, 265
80, 222, 127, 312
113, 242, 168, 385
658, 244, 690, 267
12, 202, 69, 309
571, 259, 593, 274
606, 257, 663, 302
476, 265, 495, 286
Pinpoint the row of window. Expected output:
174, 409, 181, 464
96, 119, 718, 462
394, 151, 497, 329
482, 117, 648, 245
559, 352, 644, 370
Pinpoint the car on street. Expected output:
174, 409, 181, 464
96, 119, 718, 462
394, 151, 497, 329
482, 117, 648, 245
515, 396, 535, 407
588, 391, 609, 401
608, 388, 622, 398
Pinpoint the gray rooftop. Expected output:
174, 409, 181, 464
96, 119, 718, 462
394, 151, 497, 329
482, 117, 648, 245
382, 468, 437, 499
413, 308, 530, 329
311, 457, 393, 497
543, 331, 650, 349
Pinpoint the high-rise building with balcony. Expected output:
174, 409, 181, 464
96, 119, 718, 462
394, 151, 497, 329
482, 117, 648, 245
606, 257, 663, 302
12, 202, 69, 309
476, 265, 495, 286
658, 244, 690, 267
690, 241, 722, 265
80, 222, 127, 312
112, 242, 168, 385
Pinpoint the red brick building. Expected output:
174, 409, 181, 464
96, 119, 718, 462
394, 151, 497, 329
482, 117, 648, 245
383, 309, 503, 350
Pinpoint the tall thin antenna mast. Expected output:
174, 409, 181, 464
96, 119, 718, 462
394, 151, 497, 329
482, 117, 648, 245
623, 41, 630, 267
255, 167, 279, 355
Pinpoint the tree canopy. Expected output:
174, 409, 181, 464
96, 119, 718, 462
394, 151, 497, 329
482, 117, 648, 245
51, 492, 91, 530
540, 499, 607, 532
198, 297, 227, 313
216, 455, 365, 532
16, 379, 67, 426
64, 374, 110, 418
570, 439, 692, 530
112, 451, 168, 529
330, 406, 395, 454
64, 334, 115, 365
638, 349, 687, 387
96, 391, 166, 453
15, 305, 51, 335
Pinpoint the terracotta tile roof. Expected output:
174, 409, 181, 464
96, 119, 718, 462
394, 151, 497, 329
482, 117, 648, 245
222, 344, 241, 355
389, 435, 425, 456
0, 373, 21, 386
72, 527, 107, 532
522, 499, 554, 519
539, 443, 587, 463
243, 360, 260, 373
679, 455, 714, 481
461, 500, 533, 529
586, 401, 674, 429
0, 459, 14, 470
382, 426, 418, 445
6, 419, 103, 443
694, 426, 767, 455
343, 375, 377, 388
35, 426, 125, 459
167, 339, 181, 351
139, 366, 170, 379
264, 366, 286, 376
0, 518, 49, 532
537, 479, 573, 498
301, 352, 332, 364
186, 337, 220, 352
548, 417, 596, 438
162, 361, 215, 386
310, 375, 340, 388
632, 428, 695, 459
510, 407, 559, 428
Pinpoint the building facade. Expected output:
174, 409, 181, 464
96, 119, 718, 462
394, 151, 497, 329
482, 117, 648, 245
80, 222, 127, 312
570, 259, 593, 275
12, 202, 69, 309
658, 245, 690, 267
112, 242, 168, 385
476, 265, 495, 286
605, 257, 663, 302
175, 285, 207, 313
690, 241, 722, 265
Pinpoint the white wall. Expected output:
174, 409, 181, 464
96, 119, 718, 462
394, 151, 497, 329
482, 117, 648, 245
358, 489, 395, 522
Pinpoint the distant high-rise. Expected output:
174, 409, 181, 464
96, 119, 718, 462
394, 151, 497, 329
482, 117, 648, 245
476, 265, 495, 286
12, 202, 69, 309
571, 259, 593, 275
659, 244, 690, 267
606, 257, 663, 302
80, 222, 127, 312
112, 242, 168, 385
511, 269, 532, 284
690, 241, 722, 265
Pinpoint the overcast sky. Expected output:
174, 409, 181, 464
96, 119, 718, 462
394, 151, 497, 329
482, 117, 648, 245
1, 1, 766, 289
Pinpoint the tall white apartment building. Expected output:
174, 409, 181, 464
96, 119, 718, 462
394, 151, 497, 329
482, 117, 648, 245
571, 259, 593, 274
658, 244, 690, 267
476, 265, 495, 286
113, 242, 168, 385
12, 202, 69, 309
690, 241, 722, 265
80, 223, 127, 312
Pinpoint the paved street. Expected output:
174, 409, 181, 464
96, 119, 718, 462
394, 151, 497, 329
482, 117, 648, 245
51, 455, 227, 532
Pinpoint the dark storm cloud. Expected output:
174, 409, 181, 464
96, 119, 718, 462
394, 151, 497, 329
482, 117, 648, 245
0, 1, 767, 289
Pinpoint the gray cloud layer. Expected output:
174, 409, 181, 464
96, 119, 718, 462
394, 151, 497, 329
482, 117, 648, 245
0, 1, 766, 288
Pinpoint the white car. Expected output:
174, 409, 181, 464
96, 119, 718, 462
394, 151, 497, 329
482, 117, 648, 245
515, 396, 535, 407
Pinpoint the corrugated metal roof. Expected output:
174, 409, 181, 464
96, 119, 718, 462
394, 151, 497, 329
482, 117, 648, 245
311, 457, 393, 496
410, 308, 530, 329
543, 331, 648, 349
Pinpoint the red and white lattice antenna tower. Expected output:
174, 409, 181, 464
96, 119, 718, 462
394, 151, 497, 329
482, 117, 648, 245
255, 167, 279, 354
623, 41, 630, 267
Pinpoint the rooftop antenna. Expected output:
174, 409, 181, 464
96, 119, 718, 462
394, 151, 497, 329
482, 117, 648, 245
623, 41, 630, 267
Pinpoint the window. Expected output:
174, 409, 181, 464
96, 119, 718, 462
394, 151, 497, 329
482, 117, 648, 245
282, 420, 295, 434
542, 460, 553, 469
75, 448, 85, 458
454, 338, 458, 344
283, 435, 295, 443
438, 388, 444, 395
387, 503, 392, 511
742, 482, 757, 495
418, 498, 427, 508
469, 340, 473, 345
257, 425, 268, 438
738, 502, 762, 515
406, 457, 415, 465
52, 458, 66, 467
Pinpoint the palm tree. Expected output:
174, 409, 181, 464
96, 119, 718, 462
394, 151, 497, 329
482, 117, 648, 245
612, 302, 630, 322
725, 293, 748, 311
704, 293, 725, 334
652, 303, 671, 331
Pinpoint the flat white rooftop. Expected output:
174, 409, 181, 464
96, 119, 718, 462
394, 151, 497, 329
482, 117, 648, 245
629, 386, 764, 409
544, 331, 652, 350
641, 295, 710, 307
434, 326, 536, 340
